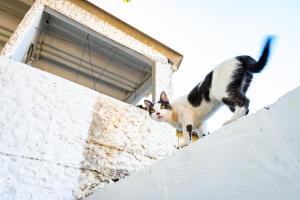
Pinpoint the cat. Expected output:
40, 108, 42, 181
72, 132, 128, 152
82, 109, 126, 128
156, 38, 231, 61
144, 36, 273, 148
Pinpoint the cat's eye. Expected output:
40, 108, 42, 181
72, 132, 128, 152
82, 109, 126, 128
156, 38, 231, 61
160, 105, 166, 109
150, 108, 155, 113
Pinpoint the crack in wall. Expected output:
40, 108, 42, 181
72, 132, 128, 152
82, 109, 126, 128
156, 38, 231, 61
0, 151, 113, 180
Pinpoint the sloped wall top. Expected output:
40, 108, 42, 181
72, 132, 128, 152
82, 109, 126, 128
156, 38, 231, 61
88, 86, 300, 200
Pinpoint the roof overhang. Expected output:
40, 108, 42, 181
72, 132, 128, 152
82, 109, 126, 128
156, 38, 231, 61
70, 0, 183, 71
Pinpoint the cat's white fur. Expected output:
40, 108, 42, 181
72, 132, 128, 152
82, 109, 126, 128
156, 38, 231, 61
211, 59, 248, 124
211, 59, 239, 99
147, 58, 246, 148
145, 36, 272, 148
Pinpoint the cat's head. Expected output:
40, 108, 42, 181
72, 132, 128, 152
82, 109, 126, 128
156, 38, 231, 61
144, 91, 172, 122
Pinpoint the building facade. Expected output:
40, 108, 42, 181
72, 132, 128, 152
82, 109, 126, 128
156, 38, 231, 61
0, 0, 183, 199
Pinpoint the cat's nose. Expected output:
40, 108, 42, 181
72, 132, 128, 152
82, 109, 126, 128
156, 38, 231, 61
156, 112, 160, 115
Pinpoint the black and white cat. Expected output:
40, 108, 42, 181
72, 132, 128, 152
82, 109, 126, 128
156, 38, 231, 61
144, 36, 273, 148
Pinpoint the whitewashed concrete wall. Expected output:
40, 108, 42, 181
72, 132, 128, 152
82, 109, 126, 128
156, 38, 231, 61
0, 1, 177, 198
0, 0, 174, 100
0, 56, 176, 199
88, 87, 300, 200
153, 62, 174, 101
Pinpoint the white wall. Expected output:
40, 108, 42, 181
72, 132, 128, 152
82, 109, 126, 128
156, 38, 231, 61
88, 86, 300, 200
0, 1, 178, 198
0, 56, 176, 199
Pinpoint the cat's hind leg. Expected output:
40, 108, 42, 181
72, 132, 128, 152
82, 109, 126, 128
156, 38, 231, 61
222, 96, 249, 125
177, 112, 195, 148
179, 124, 193, 148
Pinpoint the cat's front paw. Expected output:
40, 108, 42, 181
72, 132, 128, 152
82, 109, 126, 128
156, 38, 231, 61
179, 143, 188, 148
179, 141, 190, 148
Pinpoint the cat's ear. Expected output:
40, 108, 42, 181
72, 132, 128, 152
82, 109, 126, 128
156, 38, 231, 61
160, 91, 169, 103
144, 100, 153, 109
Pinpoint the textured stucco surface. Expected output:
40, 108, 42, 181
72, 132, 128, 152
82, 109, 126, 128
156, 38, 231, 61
88, 87, 300, 200
0, 1, 177, 198
0, 56, 176, 199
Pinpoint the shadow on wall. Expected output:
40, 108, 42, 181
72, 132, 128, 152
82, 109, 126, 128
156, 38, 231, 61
76, 95, 177, 199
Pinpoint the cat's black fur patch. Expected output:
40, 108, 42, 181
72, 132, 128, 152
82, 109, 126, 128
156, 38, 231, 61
222, 97, 236, 112
224, 56, 257, 113
226, 66, 248, 98
186, 125, 193, 132
222, 96, 250, 113
236, 56, 257, 70
222, 95, 249, 114
146, 102, 155, 115
188, 71, 213, 107
186, 124, 193, 141
236, 36, 272, 73
242, 71, 253, 94
137, 105, 148, 111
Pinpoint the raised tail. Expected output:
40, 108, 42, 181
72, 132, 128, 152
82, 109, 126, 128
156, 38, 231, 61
247, 36, 274, 73
236, 36, 274, 73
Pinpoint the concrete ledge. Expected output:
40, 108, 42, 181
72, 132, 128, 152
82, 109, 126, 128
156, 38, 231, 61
88, 87, 300, 200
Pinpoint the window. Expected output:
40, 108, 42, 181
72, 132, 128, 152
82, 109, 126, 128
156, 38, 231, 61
24, 8, 153, 104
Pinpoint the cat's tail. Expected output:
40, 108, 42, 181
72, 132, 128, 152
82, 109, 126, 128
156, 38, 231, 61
247, 36, 274, 73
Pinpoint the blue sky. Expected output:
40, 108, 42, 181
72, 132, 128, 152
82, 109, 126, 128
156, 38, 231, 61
89, 0, 300, 131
